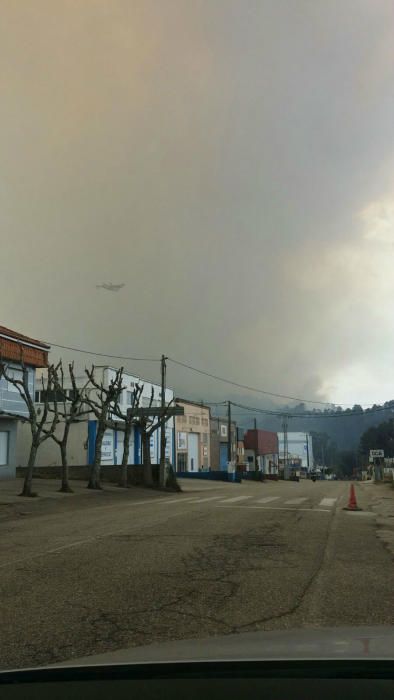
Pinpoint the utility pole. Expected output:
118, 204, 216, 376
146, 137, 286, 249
282, 414, 289, 480
227, 400, 232, 465
159, 354, 167, 487
254, 417, 257, 430
305, 432, 310, 473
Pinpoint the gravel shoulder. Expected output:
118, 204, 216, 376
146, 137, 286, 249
360, 481, 394, 557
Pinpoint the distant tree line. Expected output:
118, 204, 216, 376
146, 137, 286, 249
246, 401, 394, 452
309, 419, 394, 478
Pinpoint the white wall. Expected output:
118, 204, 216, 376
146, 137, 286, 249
104, 367, 174, 429
104, 367, 174, 464
27, 366, 175, 468
15, 419, 88, 467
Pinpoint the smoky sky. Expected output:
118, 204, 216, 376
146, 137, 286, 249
1, 1, 394, 407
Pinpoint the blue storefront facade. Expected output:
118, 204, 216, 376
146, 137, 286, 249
87, 420, 174, 466
86, 367, 175, 467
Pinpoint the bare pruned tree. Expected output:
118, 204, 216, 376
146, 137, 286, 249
84, 365, 124, 489
137, 387, 155, 487
47, 362, 92, 493
112, 383, 143, 488
0, 356, 60, 497
137, 389, 175, 487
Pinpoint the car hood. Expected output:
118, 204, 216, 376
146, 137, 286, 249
56, 626, 394, 666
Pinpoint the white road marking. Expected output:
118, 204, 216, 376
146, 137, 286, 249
284, 497, 308, 505
319, 498, 337, 508
127, 496, 204, 507
127, 498, 175, 506
256, 496, 280, 504
188, 496, 223, 503
218, 495, 252, 504
47, 539, 95, 554
153, 497, 204, 505
0, 499, 204, 569
216, 505, 331, 513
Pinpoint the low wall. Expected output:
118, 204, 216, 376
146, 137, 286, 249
177, 470, 242, 483
242, 471, 265, 481
240, 471, 279, 481
16, 464, 160, 486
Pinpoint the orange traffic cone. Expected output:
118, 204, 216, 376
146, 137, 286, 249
343, 483, 361, 511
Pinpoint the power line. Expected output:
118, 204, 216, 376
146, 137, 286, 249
204, 401, 228, 406
229, 400, 394, 419
43, 341, 160, 363
167, 357, 357, 408
41, 338, 382, 409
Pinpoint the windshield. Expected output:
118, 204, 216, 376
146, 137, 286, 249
1, 0, 394, 671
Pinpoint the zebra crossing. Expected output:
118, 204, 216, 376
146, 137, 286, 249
153, 494, 339, 512
214, 494, 338, 511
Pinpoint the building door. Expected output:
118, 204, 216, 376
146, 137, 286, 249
187, 433, 199, 472
219, 444, 228, 470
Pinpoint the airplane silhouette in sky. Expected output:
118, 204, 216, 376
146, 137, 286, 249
95, 282, 125, 292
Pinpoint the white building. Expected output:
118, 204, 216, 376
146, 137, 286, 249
99, 367, 174, 466
174, 399, 211, 472
34, 366, 175, 467
277, 432, 314, 470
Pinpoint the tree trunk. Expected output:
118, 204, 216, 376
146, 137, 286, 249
166, 463, 181, 491
88, 421, 105, 489
59, 437, 73, 493
119, 422, 131, 488
142, 429, 153, 486
20, 442, 38, 497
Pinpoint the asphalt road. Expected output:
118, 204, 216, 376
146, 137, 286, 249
0, 477, 393, 669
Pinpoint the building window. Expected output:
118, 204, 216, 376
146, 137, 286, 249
0, 432, 9, 466
35, 389, 69, 403
177, 432, 187, 450
202, 433, 208, 444
127, 391, 132, 404
194, 417, 200, 426
6, 367, 23, 393
177, 452, 187, 472
201, 417, 208, 427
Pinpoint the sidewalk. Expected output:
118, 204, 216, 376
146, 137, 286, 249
0, 478, 126, 504
360, 481, 394, 557
0, 477, 173, 523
